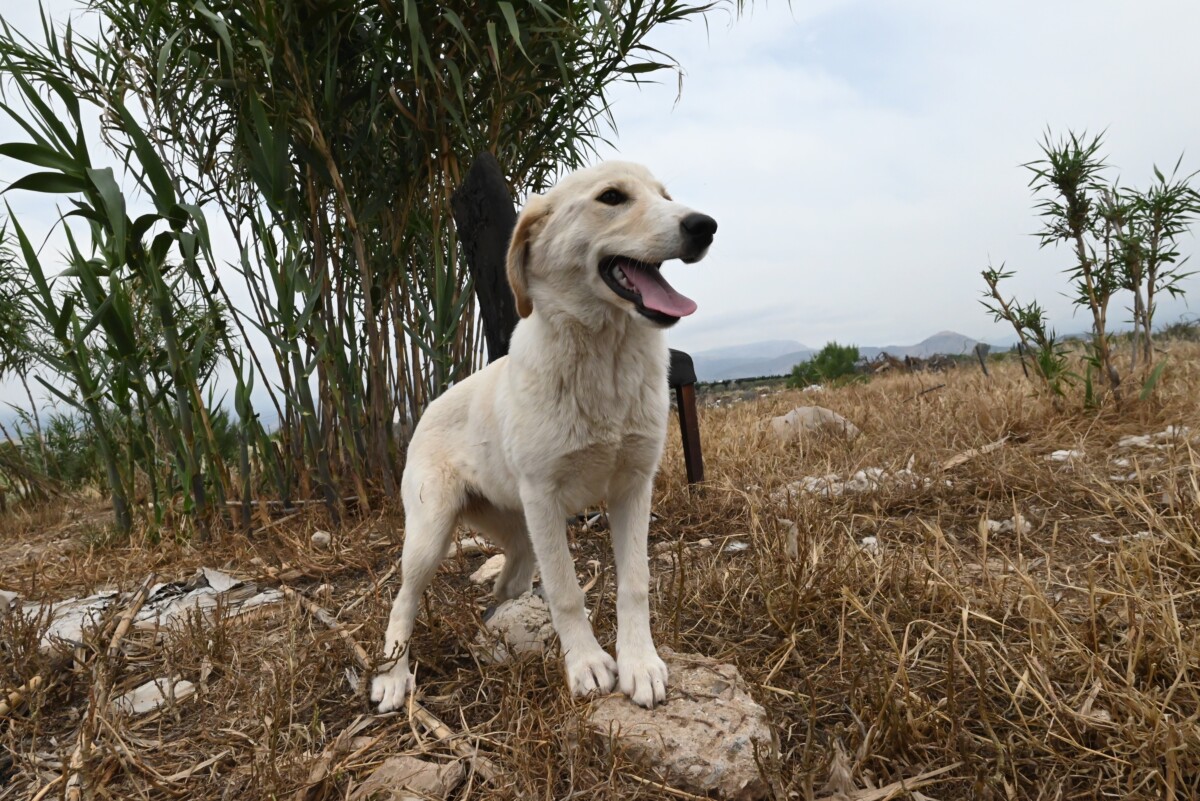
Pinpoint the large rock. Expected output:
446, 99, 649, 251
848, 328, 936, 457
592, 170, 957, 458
350, 756, 464, 801
588, 649, 775, 800
769, 406, 860, 444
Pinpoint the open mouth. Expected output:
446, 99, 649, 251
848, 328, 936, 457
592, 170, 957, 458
599, 256, 697, 326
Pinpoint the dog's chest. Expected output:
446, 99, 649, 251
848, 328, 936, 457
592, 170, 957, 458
504, 362, 667, 481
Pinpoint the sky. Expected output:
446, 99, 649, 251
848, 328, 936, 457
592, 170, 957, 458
2, 0, 1199, 374
594, 0, 1200, 352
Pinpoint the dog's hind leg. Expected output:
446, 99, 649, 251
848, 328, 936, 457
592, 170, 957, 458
371, 475, 460, 713
461, 505, 536, 603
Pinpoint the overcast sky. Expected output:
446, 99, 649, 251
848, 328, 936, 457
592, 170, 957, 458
3, 0, 1199, 367
597, 0, 1200, 352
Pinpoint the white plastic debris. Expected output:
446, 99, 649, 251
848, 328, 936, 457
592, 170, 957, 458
110, 677, 196, 716
769, 406, 861, 444
986, 514, 1032, 536
1117, 425, 1192, 450
771, 466, 930, 505
21, 568, 285, 651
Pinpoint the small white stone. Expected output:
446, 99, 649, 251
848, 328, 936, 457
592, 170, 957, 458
475, 592, 554, 663
776, 520, 799, 560
445, 536, 491, 558
311, 530, 332, 549
0, 589, 19, 618
469, 554, 506, 585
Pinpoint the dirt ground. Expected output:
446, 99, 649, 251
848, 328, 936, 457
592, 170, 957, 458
2, 345, 1199, 800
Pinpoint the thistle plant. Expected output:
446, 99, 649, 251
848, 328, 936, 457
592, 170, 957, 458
983, 130, 1197, 406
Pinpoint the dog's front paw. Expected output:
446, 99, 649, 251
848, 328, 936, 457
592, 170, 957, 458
564, 645, 618, 697
370, 663, 415, 713
618, 648, 669, 708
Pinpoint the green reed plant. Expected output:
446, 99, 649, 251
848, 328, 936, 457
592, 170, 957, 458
0, 1, 733, 529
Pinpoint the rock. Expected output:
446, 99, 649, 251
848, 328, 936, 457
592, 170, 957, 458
111, 677, 195, 716
859, 536, 879, 554
311, 530, 332, 549
470, 553, 506, 585
475, 591, 554, 663
769, 406, 861, 444
587, 649, 775, 800
446, 535, 492, 557
351, 756, 464, 801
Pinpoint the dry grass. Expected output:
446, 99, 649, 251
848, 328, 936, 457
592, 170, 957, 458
2, 343, 1199, 800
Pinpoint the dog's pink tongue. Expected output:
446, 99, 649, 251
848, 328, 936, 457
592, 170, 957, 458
624, 264, 698, 317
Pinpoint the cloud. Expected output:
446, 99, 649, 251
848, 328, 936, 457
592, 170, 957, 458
597, 0, 1200, 352
2, 0, 1197, 373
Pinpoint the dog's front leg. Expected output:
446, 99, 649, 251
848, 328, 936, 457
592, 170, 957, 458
520, 487, 617, 696
608, 477, 669, 708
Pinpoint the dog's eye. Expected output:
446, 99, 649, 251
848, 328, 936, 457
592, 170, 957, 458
596, 188, 627, 206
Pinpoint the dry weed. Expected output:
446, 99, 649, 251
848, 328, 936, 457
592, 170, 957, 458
2, 344, 1199, 799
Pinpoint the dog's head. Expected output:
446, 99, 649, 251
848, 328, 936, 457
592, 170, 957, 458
506, 161, 717, 329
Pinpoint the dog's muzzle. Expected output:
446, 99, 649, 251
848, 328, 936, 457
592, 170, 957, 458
679, 213, 718, 263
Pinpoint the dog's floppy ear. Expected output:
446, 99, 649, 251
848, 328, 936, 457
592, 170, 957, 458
506, 193, 550, 319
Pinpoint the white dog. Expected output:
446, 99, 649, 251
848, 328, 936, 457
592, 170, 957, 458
371, 161, 716, 712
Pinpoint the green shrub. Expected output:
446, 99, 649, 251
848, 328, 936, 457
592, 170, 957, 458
787, 342, 861, 388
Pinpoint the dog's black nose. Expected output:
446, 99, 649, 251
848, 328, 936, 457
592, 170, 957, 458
680, 213, 717, 248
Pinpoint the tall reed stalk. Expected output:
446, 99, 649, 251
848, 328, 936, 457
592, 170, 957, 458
0, 1, 727, 531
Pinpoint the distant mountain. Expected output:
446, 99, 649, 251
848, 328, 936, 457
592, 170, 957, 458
690, 331, 981, 382
859, 330, 981, 360
691, 342, 814, 382
694, 340, 809, 361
